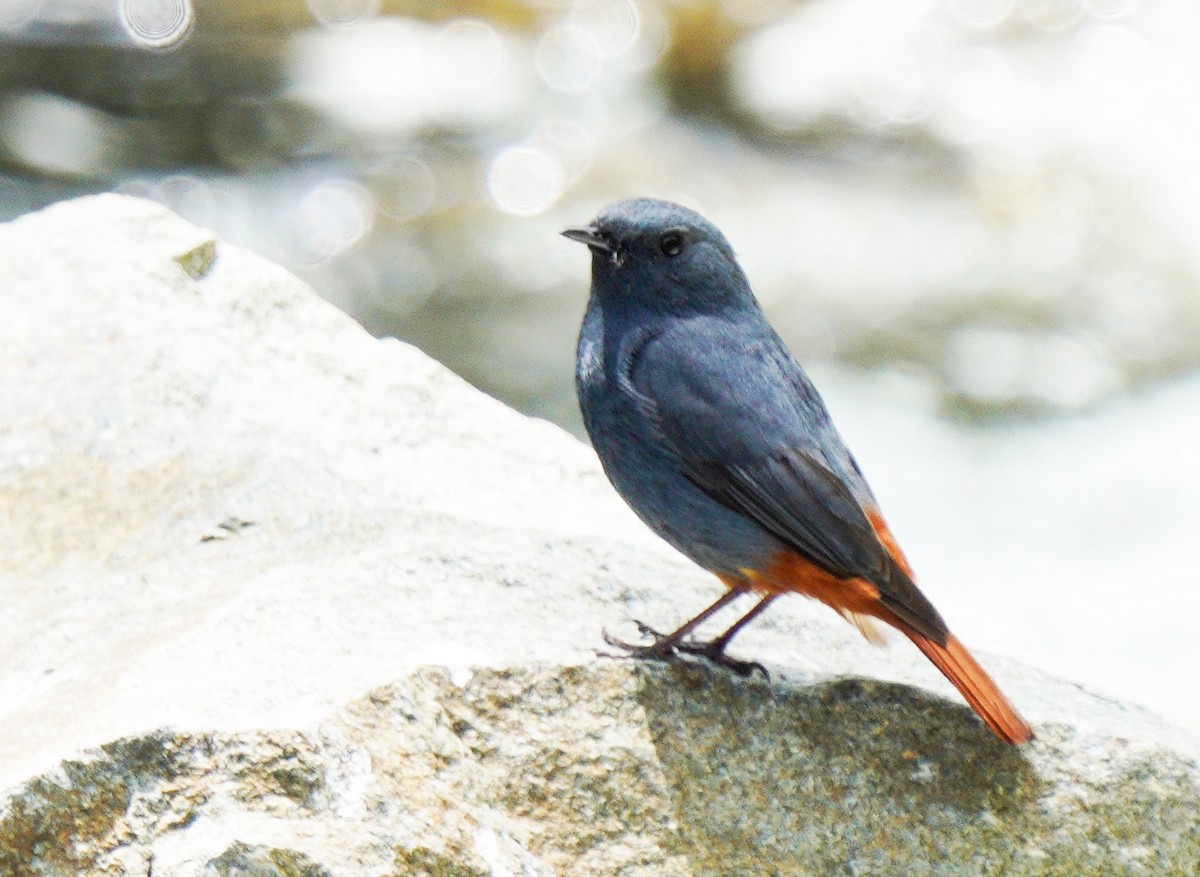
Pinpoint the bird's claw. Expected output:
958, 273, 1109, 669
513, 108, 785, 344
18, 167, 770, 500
597, 624, 769, 680
597, 624, 677, 661
676, 639, 770, 679
632, 620, 671, 643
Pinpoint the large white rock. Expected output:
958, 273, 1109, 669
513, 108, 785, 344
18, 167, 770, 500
0, 193, 660, 784
1, 196, 1197, 875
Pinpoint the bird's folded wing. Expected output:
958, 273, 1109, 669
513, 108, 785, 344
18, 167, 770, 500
682, 449, 886, 584
632, 328, 946, 639
682, 447, 948, 641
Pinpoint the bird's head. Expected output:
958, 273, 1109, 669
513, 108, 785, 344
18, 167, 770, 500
562, 198, 754, 316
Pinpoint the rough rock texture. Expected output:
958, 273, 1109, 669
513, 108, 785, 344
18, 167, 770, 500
1, 195, 1198, 875
3, 664, 1200, 877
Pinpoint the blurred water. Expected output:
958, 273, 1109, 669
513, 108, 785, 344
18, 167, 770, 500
0, 0, 1197, 727
821, 366, 1200, 731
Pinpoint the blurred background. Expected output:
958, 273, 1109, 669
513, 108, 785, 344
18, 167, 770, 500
3, 0, 1198, 729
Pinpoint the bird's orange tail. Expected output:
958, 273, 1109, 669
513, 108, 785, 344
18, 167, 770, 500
757, 548, 1033, 743
904, 629, 1034, 744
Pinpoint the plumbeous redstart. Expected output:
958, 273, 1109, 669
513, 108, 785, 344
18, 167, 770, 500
564, 198, 1032, 744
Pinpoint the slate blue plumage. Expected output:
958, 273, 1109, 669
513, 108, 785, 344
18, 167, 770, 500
565, 198, 1033, 744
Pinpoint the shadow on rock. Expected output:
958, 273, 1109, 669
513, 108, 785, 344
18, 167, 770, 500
632, 660, 1041, 874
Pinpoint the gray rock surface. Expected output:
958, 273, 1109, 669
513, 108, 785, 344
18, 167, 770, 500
1, 195, 1197, 875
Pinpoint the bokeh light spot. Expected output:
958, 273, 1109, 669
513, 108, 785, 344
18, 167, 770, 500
292, 179, 375, 263
291, 19, 429, 133
113, 178, 161, 201
0, 91, 111, 176
951, 0, 1015, 28
374, 156, 437, 219
538, 118, 595, 182
1021, 0, 1084, 31
306, 0, 380, 28
570, 0, 640, 58
536, 26, 602, 92
1083, 0, 1136, 17
487, 146, 564, 216
120, 0, 194, 50
946, 325, 1028, 404
157, 175, 217, 227
373, 241, 437, 312
859, 25, 944, 125
1030, 332, 1119, 409
437, 19, 504, 90
945, 325, 1118, 411
291, 17, 518, 136
938, 47, 1018, 143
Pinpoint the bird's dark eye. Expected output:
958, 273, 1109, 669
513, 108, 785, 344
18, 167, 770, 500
658, 230, 685, 257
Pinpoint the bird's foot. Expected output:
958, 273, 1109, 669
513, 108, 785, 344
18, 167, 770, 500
676, 638, 770, 680
598, 623, 769, 680
598, 621, 678, 661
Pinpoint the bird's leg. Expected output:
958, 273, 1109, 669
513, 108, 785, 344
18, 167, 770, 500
600, 586, 749, 661
676, 594, 776, 678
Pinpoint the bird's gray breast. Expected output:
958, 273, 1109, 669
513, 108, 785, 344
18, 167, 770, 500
575, 308, 778, 576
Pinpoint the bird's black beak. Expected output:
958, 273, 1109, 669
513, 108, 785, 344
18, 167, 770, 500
561, 225, 613, 252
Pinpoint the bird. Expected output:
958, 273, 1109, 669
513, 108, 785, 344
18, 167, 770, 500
563, 198, 1033, 745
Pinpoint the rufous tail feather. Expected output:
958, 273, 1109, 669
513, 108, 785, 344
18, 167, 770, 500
903, 628, 1034, 744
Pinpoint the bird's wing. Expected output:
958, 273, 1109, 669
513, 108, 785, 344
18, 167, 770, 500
629, 319, 947, 640
683, 449, 884, 581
